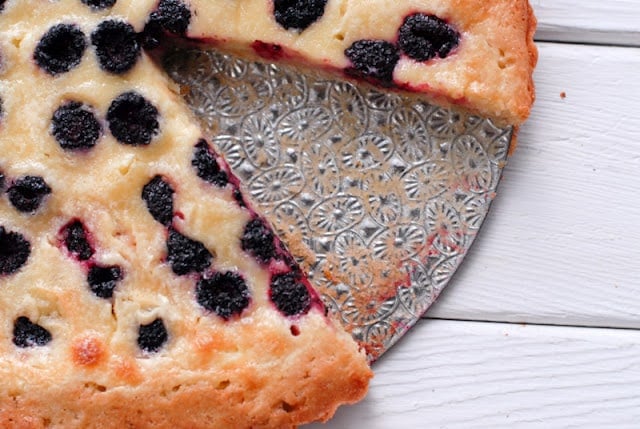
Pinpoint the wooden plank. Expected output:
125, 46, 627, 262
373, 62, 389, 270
306, 319, 640, 428
426, 42, 640, 328
532, 0, 640, 46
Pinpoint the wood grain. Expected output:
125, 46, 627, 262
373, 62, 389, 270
306, 319, 640, 428
426, 41, 640, 329
532, 0, 640, 46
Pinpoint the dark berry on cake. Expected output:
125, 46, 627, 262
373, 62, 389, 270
142, 175, 175, 226
273, 0, 328, 31
61, 220, 94, 261
0, 171, 4, 192
398, 13, 460, 61
7, 176, 52, 213
81, 0, 117, 10
345, 40, 400, 83
107, 91, 159, 146
0, 0, 5, 13
166, 228, 212, 276
148, 0, 192, 36
87, 264, 122, 298
0, 226, 30, 275
34, 23, 87, 75
51, 101, 101, 150
137, 318, 168, 353
91, 20, 141, 74
270, 271, 311, 316
241, 217, 277, 264
12, 317, 52, 348
196, 271, 251, 319
232, 187, 246, 208
192, 139, 229, 188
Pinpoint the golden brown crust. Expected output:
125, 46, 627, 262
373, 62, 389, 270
0, 313, 371, 429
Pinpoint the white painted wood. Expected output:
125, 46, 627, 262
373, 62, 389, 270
306, 319, 640, 428
427, 42, 640, 328
532, 0, 640, 46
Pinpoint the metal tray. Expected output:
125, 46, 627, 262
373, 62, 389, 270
164, 49, 512, 361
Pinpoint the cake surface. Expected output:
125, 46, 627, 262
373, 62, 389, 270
0, 1, 371, 427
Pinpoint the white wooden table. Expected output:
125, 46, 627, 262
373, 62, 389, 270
308, 1, 640, 427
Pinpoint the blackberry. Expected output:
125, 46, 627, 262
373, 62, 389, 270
7, 176, 52, 213
81, 0, 117, 10
61, 220, 94, 261
34, 23, 87, 75
87, 264, 122, 298
51, 101, 101, 150
137, 318, 168, 353
192, 139, 228, 188
166, 228, 212, 276
232, 187, 246, 208
196, 271, 251, 319
345, 40, 399, 83
398, 13, 460, 62
270, 271, 311, 316
142, 175, 174, 226
273, 0, 328, 31
0, 0, 5, 12
0, 226, 31, 275
91, 20, 141, 74
0, 170, 4, 192
241, 217, 276, 264
13, 317, 52, 348
107, 91, 159, 146
148, 0, 191, 35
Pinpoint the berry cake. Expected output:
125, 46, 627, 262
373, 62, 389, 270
0, 1, 372, 427
131, 0, 538, 125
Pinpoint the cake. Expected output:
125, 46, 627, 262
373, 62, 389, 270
0, 1, 372, 427
0, 0, 537, 427
132, 0, 537, 125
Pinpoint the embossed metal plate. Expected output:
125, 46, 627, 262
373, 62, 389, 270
164, 49, 512, 361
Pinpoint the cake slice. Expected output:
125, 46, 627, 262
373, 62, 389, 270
124, 0, 537, 125
0, 2, 371, 427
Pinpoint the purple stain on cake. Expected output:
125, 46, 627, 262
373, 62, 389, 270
142, 175, 175, 226
107, 91, 159, 146
273, 0, 327, 31
166, 228, 212, 276
192, 139, 229, 188
91, 20, 141, 74
196, 271, 251, 319
60, 220, 94, 261
269, 271, 311, 317
345, 40, 400, 83
7, 176, 52, 213
13, 317, 52, 347
0, 226, 30, 275
81, 0, 117, 10
51, 101, 102, 150
34, 23, 87, 75
398, 13, 460, 62
87, 264, 122, 298
137, 318, 168, 353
